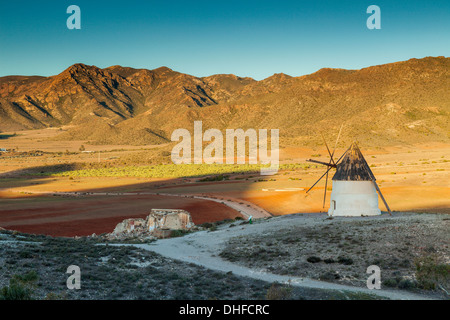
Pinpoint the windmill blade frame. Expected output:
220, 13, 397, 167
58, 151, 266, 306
323, 170, 329, 208
331, 124, 344, 159
306, 146, 350, 194
321, 133, 337, 167
320, 124, 344, 207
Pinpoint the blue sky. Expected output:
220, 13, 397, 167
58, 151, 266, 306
0, 0, 449, 79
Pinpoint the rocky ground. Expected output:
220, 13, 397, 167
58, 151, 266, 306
0, 228, 383, 300
0, 230, 269, 300
218, 212, 449, 298
1, 212, 448, 300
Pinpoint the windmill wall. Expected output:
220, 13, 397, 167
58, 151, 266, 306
327, 181, 381, 216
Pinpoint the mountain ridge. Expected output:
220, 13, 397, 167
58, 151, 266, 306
0, 57, 448, 147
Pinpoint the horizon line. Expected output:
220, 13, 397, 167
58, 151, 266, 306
1, 55, 448, 81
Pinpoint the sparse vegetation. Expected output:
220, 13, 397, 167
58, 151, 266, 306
266, 282, 293, 300
31, 163, 310, 179
414, 254, 450, 291
218, 213, 449, 299
0, 271, 38, 300
0, 230, 271, 300
307, 256, 322, 263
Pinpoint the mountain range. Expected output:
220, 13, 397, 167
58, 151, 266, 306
0, 56, 448, 146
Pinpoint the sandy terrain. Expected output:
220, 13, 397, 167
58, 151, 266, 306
0, 127, 165, 153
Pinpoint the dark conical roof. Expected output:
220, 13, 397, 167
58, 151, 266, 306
332, 143, 376, 181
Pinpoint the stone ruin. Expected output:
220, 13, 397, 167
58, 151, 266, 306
106, 209, 195, 240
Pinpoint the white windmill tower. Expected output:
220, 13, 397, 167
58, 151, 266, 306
306, 127, 391, 217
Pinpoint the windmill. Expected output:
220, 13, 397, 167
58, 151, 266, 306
306, 126, 392, 216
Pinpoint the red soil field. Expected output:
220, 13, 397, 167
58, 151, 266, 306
0, 194, 243, 237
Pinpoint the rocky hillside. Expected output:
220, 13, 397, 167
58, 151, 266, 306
0, 57, 448, 146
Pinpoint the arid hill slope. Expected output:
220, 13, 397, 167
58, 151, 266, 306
0, 57, 448, 146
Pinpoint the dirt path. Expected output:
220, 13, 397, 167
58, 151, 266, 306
125, 215, 434, 300
154, 192, 272, 219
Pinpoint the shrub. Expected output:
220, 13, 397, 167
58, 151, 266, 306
338, 256, 354, 265
307, 256, 322, 263
319, 271, 341, 281
265, 282, 293, 300
0, 281, 33, 300
170, 229, 191, 238
200, 222, 214, 229
15, 270, 39, 283
414, 254, 450, 290
198, 174, 229, 182
383, 278, 399, 287
398, 279, 417, 290
0, 271, 38, 300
